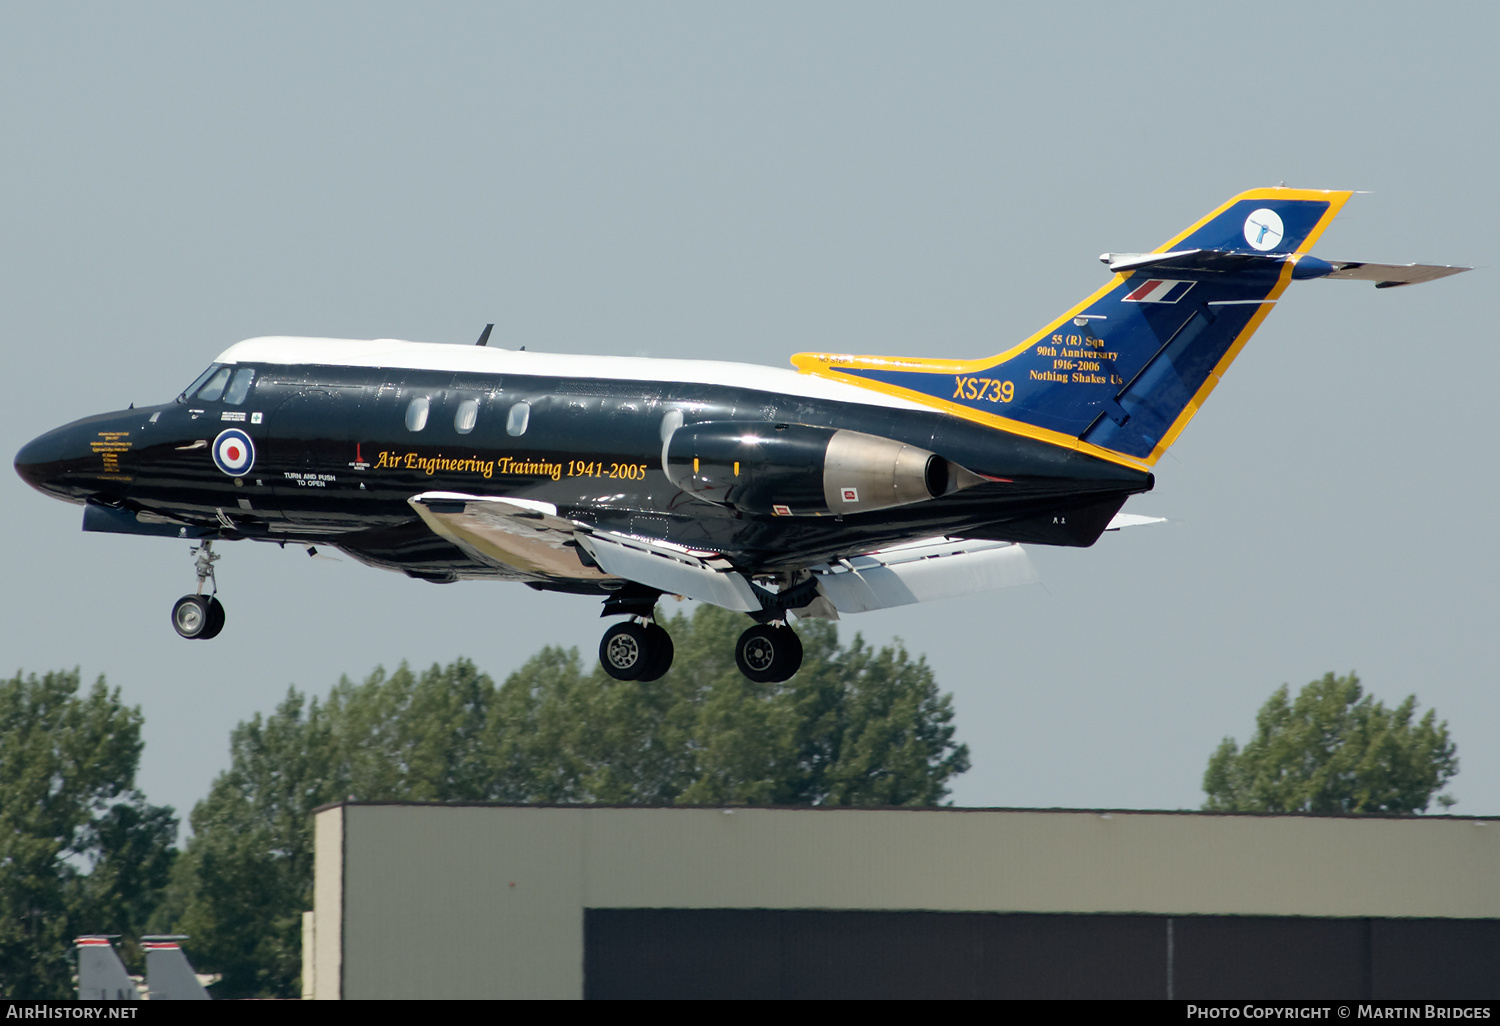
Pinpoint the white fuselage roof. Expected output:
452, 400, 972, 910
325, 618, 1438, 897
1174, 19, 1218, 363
214, 336, 928, 413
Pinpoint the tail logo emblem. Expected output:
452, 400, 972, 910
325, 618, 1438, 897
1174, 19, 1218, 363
1244, 208, 1285, 251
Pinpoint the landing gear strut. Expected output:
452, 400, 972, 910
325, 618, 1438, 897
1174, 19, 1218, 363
599, 618, 674, 681
735, 623, 803, 683
171, 540, 226, 640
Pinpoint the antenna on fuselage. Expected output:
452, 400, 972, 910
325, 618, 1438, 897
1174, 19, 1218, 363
475, 323, 494, 347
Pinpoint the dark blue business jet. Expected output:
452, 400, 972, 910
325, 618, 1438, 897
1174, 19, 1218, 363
15, 189, 1465, 682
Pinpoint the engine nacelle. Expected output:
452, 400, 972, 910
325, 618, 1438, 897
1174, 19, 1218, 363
663, 421, 974, 516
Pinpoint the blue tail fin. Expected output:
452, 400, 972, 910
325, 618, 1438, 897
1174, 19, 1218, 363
794, 188, 1354, 467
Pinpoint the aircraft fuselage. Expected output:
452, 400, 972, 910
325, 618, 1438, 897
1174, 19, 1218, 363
17, 340, 1151, 592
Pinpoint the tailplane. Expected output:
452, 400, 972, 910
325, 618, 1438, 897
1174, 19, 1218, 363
793, 188, 1467, 467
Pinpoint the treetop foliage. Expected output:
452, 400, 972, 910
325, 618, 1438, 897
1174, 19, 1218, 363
0, 669, 176, 999
1202, 671, 1457, 815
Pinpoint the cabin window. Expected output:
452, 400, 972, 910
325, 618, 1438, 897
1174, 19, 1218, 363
195, 367, 233, 402
405, 396, 430, 432
454, 398, 479, 434
224, 368, 256, 405
506, 401, 530, 437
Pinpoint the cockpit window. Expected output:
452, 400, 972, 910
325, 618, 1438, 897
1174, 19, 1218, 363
223, 367, 256, 405
196, 367, 233, 402
179, 364, 221, 402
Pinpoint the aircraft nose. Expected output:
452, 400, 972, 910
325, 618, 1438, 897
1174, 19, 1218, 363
14, 428, 70, 493
14, 414, 134, 502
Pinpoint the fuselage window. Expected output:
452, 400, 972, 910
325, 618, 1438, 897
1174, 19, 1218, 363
223, 368, 256, 405
455, 398, 479, 434
196, 367, 233, 402
179, 365, 221, 402
506, 401, 530, 437
405, 396, 430, 432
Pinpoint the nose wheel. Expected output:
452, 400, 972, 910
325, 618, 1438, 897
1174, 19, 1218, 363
599, 619, 674, 681
171, 594, 225, 639
735, 623, 803, 683
171, 540, 226, 640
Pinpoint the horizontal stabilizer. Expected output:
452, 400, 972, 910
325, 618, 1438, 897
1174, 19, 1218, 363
1320, 260, 1470, 288
1101, 249, 1275, 275
1101, 250, 1470, 288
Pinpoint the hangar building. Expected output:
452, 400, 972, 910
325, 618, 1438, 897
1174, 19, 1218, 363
302, 803, 1499, 999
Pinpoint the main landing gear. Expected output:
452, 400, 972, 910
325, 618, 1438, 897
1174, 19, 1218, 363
734, 623, 803, 683
595, 615, 804, 684
171, 540, 226, 640
599, 619, 675, 681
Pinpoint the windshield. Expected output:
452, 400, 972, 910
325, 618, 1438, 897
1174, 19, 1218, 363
178, 364, 222, 403
223, 367, 255, 404
195, 367, 233, 402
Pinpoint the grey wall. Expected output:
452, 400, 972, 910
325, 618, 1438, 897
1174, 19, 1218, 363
312, 804, 1500, 999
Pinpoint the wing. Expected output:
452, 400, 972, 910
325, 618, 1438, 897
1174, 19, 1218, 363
408, 492, 760, 609
407, 491, 1047, 618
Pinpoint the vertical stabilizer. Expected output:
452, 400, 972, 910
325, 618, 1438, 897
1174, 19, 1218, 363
142, 935, 211, 1000
792, 188, 1361, 468
75, 936, 139, 1000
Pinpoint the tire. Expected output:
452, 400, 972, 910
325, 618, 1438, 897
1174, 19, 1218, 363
778, 626, 803, 679
201, 597, 226, 640
599, 621, 652, 681
735, 623, 803, 683
171, 595, 212, 639
637, 624, 675, 682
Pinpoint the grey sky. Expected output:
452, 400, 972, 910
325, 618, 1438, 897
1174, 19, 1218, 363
2, 2, 1493, 826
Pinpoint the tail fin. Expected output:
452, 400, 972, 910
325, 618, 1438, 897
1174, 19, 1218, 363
795, 188, 1381, 467
75, 936, 139, 1001
142, 936, 211, 1000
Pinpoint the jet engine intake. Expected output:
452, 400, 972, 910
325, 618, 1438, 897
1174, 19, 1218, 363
663, 421, 976, 516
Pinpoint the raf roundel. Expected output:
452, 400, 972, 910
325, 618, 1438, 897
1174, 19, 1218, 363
212, 428, 255, 477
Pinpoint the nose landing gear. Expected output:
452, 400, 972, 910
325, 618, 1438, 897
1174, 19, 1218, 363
599, 619, 674, 681
171, 541, 226, 640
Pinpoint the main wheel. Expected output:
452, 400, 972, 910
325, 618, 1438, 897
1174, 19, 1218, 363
201, 597, 226, 640
599, 621, 652, 681
171, 595, 212, 639
637, 624, 675, 682
735, 624, 803, 683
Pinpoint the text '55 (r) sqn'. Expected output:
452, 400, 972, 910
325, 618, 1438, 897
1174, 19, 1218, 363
15, 190, 1467, 682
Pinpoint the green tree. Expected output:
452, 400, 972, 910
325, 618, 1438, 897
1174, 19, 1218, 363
490, 606, 968, 806
1202, 671, 1458, 815
0, 670, 177, 999
166, 607, 968, 996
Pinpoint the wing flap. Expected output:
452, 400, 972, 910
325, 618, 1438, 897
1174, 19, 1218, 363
408, 492, 612, 580
578, 532, 761, 612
